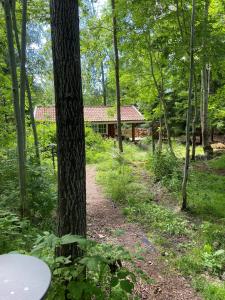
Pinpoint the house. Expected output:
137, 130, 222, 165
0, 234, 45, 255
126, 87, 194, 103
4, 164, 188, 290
34, 105, 145, 141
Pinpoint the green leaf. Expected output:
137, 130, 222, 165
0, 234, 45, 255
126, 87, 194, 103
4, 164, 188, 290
120, 280, 134, 294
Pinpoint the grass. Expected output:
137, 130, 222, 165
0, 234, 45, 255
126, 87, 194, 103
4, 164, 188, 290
95, 141, 225, 300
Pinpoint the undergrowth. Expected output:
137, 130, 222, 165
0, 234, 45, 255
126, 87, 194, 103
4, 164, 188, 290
96, 144, 225, 300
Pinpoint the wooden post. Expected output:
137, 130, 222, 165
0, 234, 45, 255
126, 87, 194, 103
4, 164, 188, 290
132, 124, 135, 142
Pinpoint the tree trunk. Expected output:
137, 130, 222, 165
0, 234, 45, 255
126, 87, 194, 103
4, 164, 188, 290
50, 0, 86, 259
11, 0, 40, 163
101, 61, 107, 106
160, 95, 174, 154
181, 0, 195, 210
19, 0, 27, 149
148, 47, 174, 155
111, 0, 123, 153
151, 123, 156, 154
201, 0, 213, 159
191, 75, 198, 161
3, 0, 27, 217
158, 115, 163, 152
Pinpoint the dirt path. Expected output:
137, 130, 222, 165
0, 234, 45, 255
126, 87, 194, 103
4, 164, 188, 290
87, 165, 201, 300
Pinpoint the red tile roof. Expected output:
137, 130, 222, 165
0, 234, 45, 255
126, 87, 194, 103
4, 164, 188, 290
34, 105, 145, 123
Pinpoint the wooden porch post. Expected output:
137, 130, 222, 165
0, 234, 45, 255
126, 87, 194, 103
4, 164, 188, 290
132, 123, 135, 142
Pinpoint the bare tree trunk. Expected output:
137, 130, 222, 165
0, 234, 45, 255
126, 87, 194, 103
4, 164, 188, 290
3, 0, 26, 217
181, 0, 195, 210
158, 115, 163, 152
151, 123, 156, 154
191, 75, 198, 160
19, 0, 27, 148
50, 0, 86, 259
11, 0, 40, 163
111, 0, 123, 153
201, 0, 213, 159
101, 61, 107, 106
161, 94, 174, 154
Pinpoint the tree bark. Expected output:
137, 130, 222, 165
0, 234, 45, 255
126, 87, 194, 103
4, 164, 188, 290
111, 0, 123, 153
101, 61, 107, 106
181, 0, 195, 210
50, 0, 86, 259
3, 0, 27, 217
201, 0, 213, 159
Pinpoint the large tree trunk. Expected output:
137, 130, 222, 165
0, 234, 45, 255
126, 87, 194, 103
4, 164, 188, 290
50, 0, 86, 259
201, 0, 213, 159
181, 0, 195, 210
3, 0, 27, 217
101, 61, 107, 106
111, 0, 123, 153
11, 0, 40, 163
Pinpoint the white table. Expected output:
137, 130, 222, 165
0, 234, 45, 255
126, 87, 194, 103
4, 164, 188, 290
0, 254, 51, 300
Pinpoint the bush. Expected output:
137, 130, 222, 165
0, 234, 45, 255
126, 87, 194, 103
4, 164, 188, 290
0, 152, 56, 228
0, 210, 36, 254
147, 150, 182, 190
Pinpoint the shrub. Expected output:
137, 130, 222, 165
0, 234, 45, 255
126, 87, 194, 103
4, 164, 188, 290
147, 150, 182, 190
0, 210, 36, 254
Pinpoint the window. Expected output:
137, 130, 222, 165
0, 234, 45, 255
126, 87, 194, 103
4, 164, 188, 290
92, 124, 107, 135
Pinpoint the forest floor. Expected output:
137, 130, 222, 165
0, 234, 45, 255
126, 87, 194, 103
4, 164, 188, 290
86, 165, 201, 300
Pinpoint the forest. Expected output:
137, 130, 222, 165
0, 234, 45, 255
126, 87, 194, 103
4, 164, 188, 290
0, 0, 225, 299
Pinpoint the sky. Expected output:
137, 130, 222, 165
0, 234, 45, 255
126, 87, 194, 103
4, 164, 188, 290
94, 0, 108, 15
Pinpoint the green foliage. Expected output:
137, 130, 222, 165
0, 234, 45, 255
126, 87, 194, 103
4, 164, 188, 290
0, 210, 36, 254
193, 278, 225, 300
187, 170, 225, 219
147, 150, 182, 190
0, 152, 56, 225
85, 126, 114, 164
31, 232, 139, 300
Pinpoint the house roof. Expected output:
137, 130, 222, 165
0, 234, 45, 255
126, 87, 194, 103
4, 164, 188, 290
34, 105, 145, 123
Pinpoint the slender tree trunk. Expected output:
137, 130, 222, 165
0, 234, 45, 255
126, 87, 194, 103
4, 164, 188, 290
191, 75, 198, 160
11, 0, 40, 163
181, 0, 195, 210
160, 94, 174, 154
50, 0, 86, 259
19, 0, 27, 148
158, 115, 163, 152
148, 47, 174, 155
201, 0, 213, 159
3, 0, 26, 217
101, 61, 107, 106
151, 123, 156, 154
111, 0, 123, 153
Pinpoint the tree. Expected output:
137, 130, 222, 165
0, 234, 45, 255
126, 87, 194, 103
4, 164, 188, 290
201, 0, 213, 159
3, 0, 27, 217
111, 0, 123, 153
181, 0, 196, 210
50, 0, 86, 259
